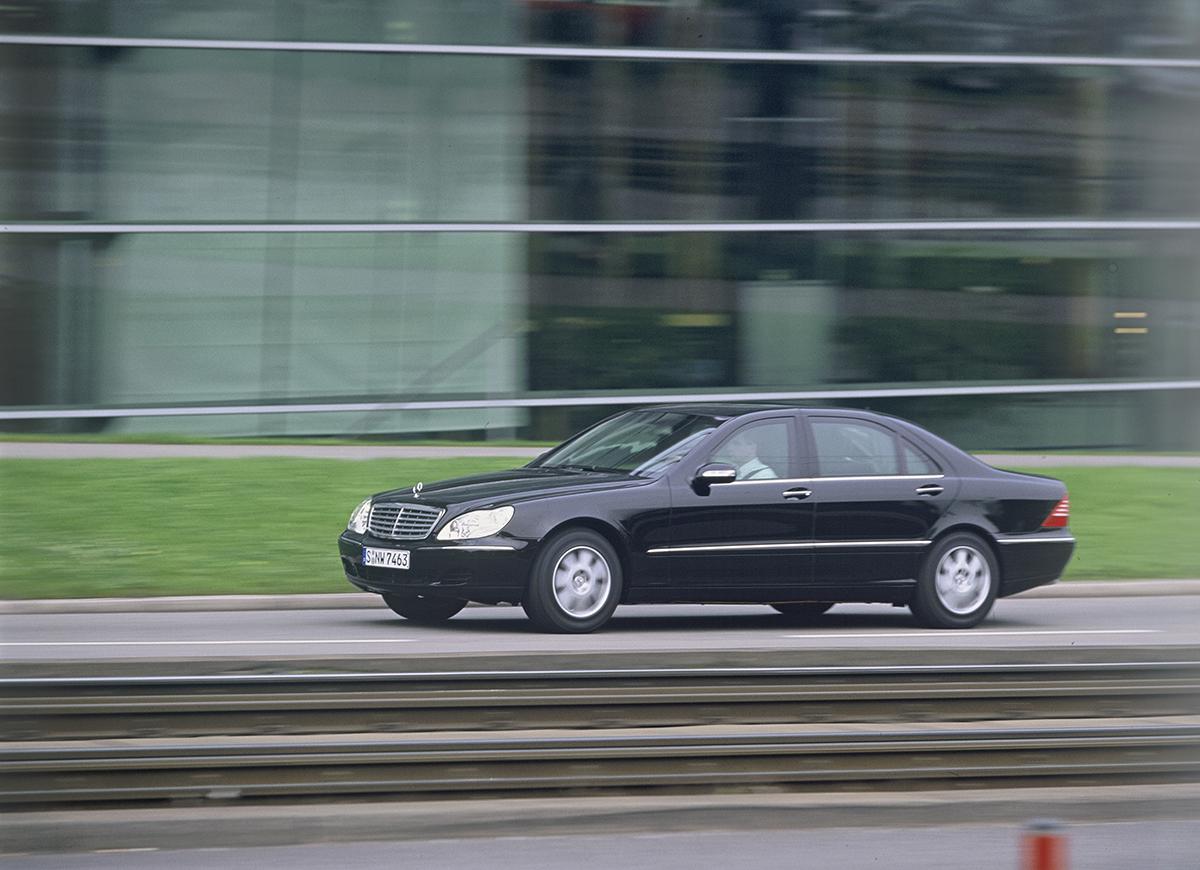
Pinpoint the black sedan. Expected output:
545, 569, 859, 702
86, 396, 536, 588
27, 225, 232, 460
338, 405, 1074, 632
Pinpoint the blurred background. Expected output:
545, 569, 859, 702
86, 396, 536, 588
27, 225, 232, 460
1, 0, 1198, 447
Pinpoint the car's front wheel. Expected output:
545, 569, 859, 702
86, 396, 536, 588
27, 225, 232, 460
522, 529, 622, 633
382, 592, 467, 624
910, 532, 999, 628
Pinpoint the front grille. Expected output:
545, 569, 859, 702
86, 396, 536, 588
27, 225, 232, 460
368, 502, 444, 540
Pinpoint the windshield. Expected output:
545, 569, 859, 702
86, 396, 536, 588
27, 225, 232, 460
533, 410, 721, 477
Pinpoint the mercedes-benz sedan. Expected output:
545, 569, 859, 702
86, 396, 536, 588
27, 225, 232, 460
338, 405, 1074, 632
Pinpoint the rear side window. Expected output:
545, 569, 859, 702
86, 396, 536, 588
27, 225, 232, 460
811, 418, 900, 476
902, 440, 941, 475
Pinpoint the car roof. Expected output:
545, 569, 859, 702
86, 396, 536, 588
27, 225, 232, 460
647, 403, 908, 419
644, 403, 792, 418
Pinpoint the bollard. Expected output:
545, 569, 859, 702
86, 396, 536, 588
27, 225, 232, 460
1022, 819, 1067, 870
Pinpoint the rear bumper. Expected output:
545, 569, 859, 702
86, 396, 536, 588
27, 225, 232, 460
995, 533, 1076, 597
338, 532, 534, 603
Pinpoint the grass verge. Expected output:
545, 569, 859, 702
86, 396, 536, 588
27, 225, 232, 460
1, 460, 1196, 598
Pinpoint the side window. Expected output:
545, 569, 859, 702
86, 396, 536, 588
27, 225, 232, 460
709, 419, 792, 481
902, 439, 941, 475
811, 418, 900, 476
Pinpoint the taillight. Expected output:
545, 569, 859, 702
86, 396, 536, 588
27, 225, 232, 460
1042, 496, 1070, 528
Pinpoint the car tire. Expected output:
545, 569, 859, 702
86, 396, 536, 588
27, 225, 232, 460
910, 532, 999, 629
523, 529, 623, 633
770, 602, 834, 621
382, 592, 467, 624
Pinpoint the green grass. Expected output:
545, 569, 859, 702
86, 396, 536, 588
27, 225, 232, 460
0, 461, 1196, 599
0, 433, 554, 448
0, 458, 514, 599
1044, 466, 1200, 580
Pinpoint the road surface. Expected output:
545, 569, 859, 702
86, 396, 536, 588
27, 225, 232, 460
5, 821, 1198, 869
2, 595, 1196, 663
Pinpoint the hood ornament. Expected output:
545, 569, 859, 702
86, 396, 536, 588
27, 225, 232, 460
412, 482, 424, 498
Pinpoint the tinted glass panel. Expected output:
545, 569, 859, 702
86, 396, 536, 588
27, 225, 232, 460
812, 418, 900, 476
0, 48, 524, 223
5, 49, 1199, 223
525, 61, 1200, 222
709, 419, 792, 480
536, 409, 720, 475
12, 1, 1200, 59
902, 440, 941, 475
5, 229, 1197, 445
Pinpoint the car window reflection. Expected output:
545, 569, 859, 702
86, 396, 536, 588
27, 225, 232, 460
709, 420, 791, 480
535, 410, 720, 476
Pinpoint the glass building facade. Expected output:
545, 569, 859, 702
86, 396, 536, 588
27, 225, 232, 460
2, 1, 1198, 447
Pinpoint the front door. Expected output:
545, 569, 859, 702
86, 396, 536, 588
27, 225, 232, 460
661, 416, 815, 598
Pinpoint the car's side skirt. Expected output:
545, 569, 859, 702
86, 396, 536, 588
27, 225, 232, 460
624, 579, 916, 606
646, 539, 931, 555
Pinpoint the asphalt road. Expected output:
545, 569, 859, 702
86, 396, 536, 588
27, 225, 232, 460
6, 821, 1198, 869
2, 595, 1197, 662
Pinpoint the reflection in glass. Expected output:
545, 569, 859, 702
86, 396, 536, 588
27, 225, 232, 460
4, 47, 1197, 223
534, 409, 720, 476
11, 1, 1200, 59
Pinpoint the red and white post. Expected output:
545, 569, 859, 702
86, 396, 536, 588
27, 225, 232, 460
1022, 819, 1068, 870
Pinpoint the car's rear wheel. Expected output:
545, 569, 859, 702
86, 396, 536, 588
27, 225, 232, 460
522, 529, 622, 633
910, 532, 999, 628
382, 592, 467, 624
770, 602, 834, 620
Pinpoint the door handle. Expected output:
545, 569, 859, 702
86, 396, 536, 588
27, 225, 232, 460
783, 487, 813, 500
915, 484, 944, 496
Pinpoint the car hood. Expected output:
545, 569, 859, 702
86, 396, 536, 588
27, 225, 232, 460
373, 467, 648, 510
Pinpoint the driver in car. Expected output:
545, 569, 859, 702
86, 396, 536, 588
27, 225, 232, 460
725, 432, 778, 480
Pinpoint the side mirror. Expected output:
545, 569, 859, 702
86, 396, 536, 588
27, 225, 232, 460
692, 462, 737, 494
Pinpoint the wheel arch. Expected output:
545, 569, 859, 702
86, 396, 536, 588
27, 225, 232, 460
538, 517, 633, 601
932, 522, 1001, 558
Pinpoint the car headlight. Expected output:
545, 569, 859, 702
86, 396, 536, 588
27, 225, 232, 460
436, 506, 514, 541
347, 498, 371, 534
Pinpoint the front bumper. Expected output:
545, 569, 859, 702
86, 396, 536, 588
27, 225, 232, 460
337, 531, 534, 602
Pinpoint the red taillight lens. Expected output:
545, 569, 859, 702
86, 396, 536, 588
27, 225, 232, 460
1042, 496, 1070, 528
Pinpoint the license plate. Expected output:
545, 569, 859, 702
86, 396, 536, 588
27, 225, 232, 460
362, 547, 410, 570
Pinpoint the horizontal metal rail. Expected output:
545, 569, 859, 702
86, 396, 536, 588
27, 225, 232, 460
5, 34, 1200, 69
2, 379, 1198, 421
5, 661, 1198, 741
3, 720, 1197, 805
6, 219, 1200, 234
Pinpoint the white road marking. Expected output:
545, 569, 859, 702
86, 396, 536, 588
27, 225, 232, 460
0, 630, 1157, 647
0, 638, 417, 647
782, 629, 1159, 639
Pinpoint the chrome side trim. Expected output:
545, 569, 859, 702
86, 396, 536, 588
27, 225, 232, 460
996, 536, 1077, 545
724, 474, 945, 487
647, 539, 932, 555
802, 474, 946, 483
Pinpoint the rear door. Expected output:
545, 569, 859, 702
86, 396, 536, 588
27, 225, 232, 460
661, 414, 815, 596
802, 415, 958, 589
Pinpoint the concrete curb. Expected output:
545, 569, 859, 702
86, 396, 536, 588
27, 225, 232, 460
3, 784, 1197, 854
3, 580, 1200, 614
